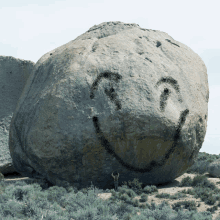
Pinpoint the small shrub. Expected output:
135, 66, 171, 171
80, 187, 90, 195
122, 188, 137, 199
122, 178, 143, 195
0, 192, 8, 204
191, 175, 217, 190
114, 200, 134, 217
25, 190, 51, 210
207, 205, 218, 213
119, 193, 132, 203
149, 201, 157, 210
181, 188, 196, 196
9, 180, 28, 187
179, 176, 193, 187
139, 202, 151, 210
142, 185, 158, 194
204, 194, 217, 206
65, 186, 77, 194
75, 191, 85, 199
156, 193, 171, 199
172, 200, 197, 212
46, 185, 68, 204
139, 193, 148, 202
193, 187, 211, 199
170, 192, 187, 200
211, 193, 220, 202
128, 198, 140, 208
110, 189, 116, 194
188, 187, 217, 206
108, 195, 121, 204
121, 185, 129, 189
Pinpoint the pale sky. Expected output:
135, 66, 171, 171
1, 0, 220, 155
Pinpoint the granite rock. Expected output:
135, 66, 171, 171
0, 56, 35, 174
9, 21, 209, 190
208, 159, 220, 178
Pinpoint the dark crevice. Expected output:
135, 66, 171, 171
3, 171, 22, 178
199, 117, 203, 123
145, 57, 152, 63
156, 39, 180, 49
165, 39, 180, 47
156, 41, 162, 47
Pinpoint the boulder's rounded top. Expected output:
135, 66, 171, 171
73, 21, 170, 42
87, 21, 140, 32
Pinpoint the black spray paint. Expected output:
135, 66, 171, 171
90, 71, 190, 173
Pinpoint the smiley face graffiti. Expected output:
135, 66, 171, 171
90, 71, 190, 173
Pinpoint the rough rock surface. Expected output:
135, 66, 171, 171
9, 21, 209, 190
208, 159, 220, 177
0, 56, 35, 175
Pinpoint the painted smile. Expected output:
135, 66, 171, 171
90, 71, 190, 173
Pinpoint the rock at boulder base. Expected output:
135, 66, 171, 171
208, 159, 220, 178
9, 21, 209, 190
0, 56, 35, 175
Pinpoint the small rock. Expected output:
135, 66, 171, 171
208, 159, 220, 177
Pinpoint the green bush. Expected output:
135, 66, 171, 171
206, 205, 218, 213
122, 188, 137, 199
188, 187, 217, 206
156, 193, 171, 199
139, 202, 151, 210
113, 200, 135, 218
179, 176, 193, 187
169, 192, 187, 200
2, 151, 220, 219
122, 178, 143, 195
46, 185, 68, 204
142, 185, 158, 194
171, 200, 197, 212
128, 197, 140, 208
119, 193, 131, 203
139, 193, 148, 202
191, 175, 217, 190
205, 195, 217, 206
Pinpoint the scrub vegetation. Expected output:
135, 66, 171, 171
1, 152, 220, 220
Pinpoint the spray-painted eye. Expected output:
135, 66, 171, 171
164, 88, 169, 94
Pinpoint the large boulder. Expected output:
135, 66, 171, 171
0, 56, 35, 175
9, 21, 209, 190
